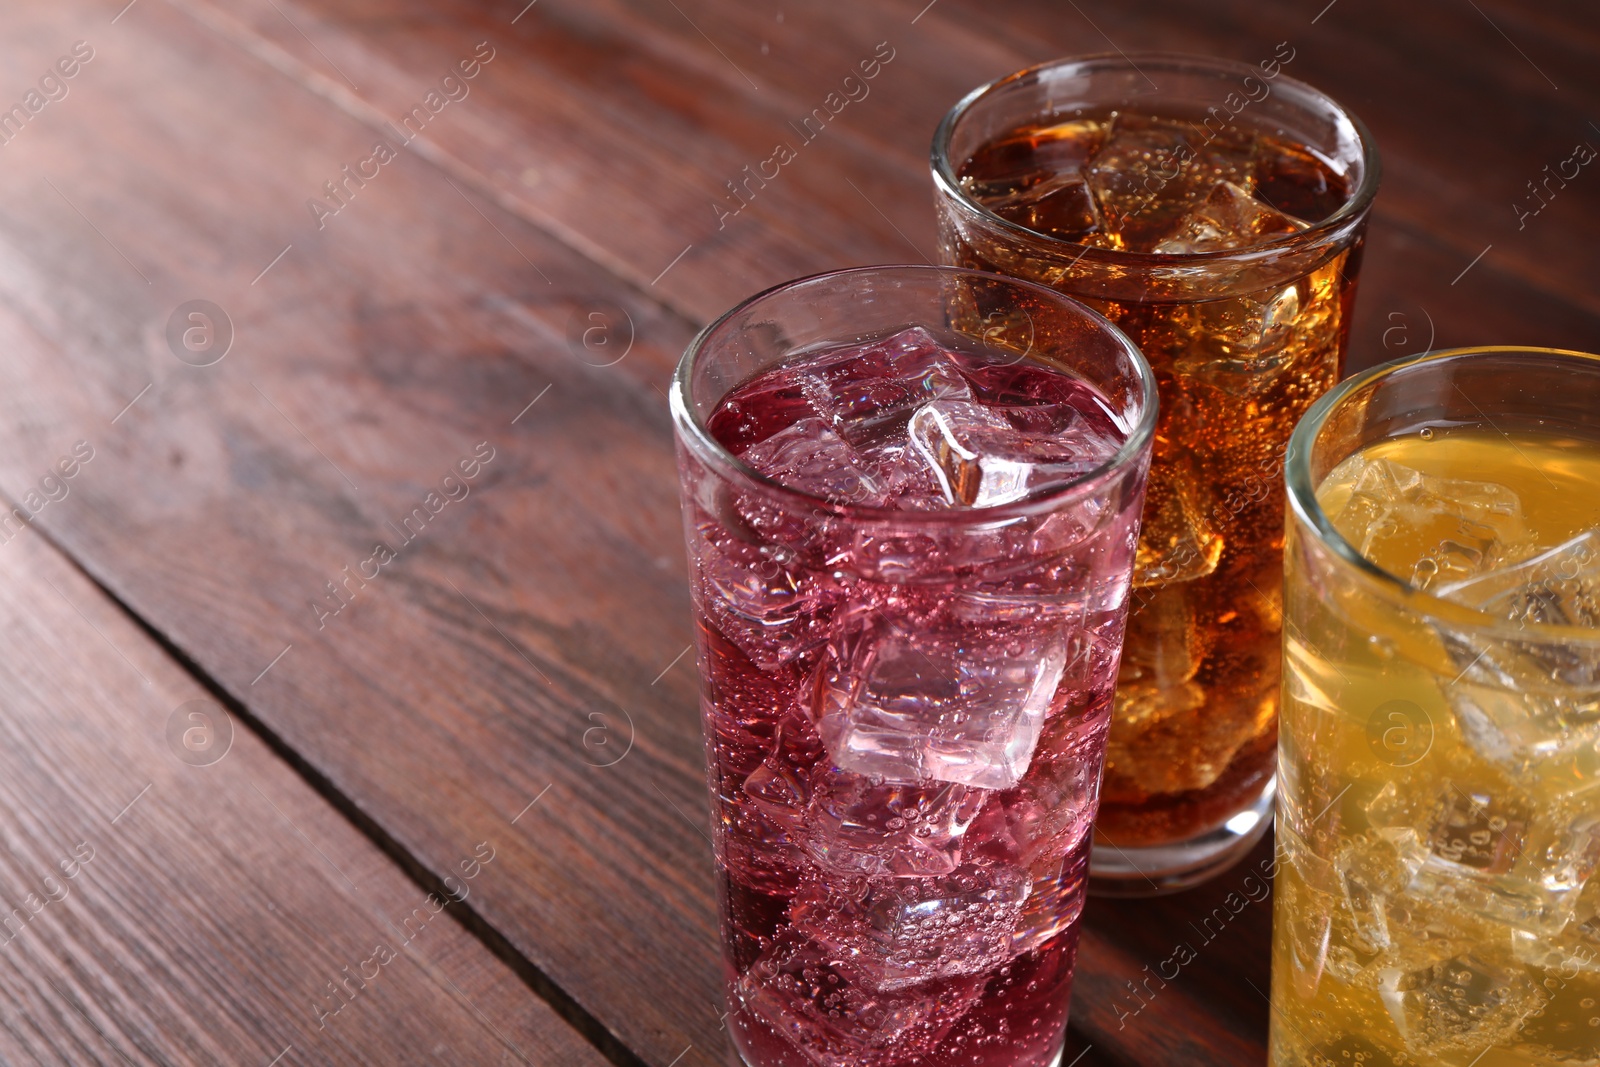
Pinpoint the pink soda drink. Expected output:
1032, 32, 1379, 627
671, 267, 1155, 1067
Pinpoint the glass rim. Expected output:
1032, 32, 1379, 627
670, 264, 1159, 526
930, 51, 1383, 267
1285, 344, 1600, 644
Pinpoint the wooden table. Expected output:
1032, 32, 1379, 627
0, 0, 1593, 1063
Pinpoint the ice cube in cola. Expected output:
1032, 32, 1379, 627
683, 322, 1145, 1067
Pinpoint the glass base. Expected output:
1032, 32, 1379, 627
1087, 776, 1275, 897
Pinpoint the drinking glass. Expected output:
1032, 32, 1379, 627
932, 53, 1381, 893
1273, 346, 1600, 1066
671, 265, 1156, 1067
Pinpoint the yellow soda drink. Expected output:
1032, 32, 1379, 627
1272, 348, 1600, 1066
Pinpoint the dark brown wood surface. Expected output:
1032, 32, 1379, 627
0, 515, 608, 1064
0, 0, 1594, 1064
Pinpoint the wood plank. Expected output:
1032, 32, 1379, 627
163, 0, 1600, 342
1069, 833, 1275, 1066
0, 522, 608, 1065
0, 1, 1594, 1065
0, 2, 716, 1064
99, 5, 1600, 1063
1342, 212, 1600, 371
163, 0, 967, 324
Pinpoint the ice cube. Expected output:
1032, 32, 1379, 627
1437, 528, 1600, 707
903, 400, 1119, 509
986, 174, 1105, 241
1430, 530, 1600, 775
1545, 815, 1600, 897
1152, 180, 1306, 254
1107, 679, 1274, 798
1345, 889, 1491, 983
1278, 875, 1334, 999
1085, 114, 1257, 252
905, 402, 1017, 506
1003, 733, 1104, 872
1377, 953, 1539, 1056
996, 403, 1125, 464
1106, 584, 1268, 799
1511, 882, 1600, 977
722, 791, 810, 897
963, 169, 1044, 204
1511, 926, 1593, 973
816, 614, 1068, 789
737, 933, 984, 1067
1426, 787, 1528, 876
700, 622, 808, 777
1365, 779, 1429, 844
693, 519, 837, 669
739, 418, 883, 505
1324, 457, 1529, 590
739, 767, 806, 825
1120, 581, 1205, 687
743, 715, 823, 830
960, 118, 1106, 201
1403, 784, 1600, 936
696, 528, 811, 624
1113, 675, 1203, 735
1131, 451, 1224, 585
1440, 672, 1600, 785
729, 418, 887, 563
798, 327, 975, 449
1337, 834, 1408, 954
789, 864, 1031, 991
1025, 118, 1110, 173
1006, 501, 1122, 577
803, 774, 987, 878
949, 713, 1104, 881
1438, 528, 1600, 632
1168, 283, 1307, 394
1103, 679, 1207, 792
1275, 754, 1344, 886
731, 802, 807, 894
720, 712, 819, 895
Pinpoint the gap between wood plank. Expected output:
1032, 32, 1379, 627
14, 510, 654, 1067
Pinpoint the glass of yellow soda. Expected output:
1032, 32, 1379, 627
1272, 346, 1600, 1066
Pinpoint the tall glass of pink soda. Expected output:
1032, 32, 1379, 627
671, 265, 1156, 1067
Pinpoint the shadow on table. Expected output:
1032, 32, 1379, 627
1068, 830, 1276, 1065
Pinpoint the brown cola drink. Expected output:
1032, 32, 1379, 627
932, 54, 1379, 892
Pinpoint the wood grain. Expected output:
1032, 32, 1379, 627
0, 1, 717, 1063
0, 0, 1594, 1065
162, 0, 1600, 352
0, 519, 607, 1065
